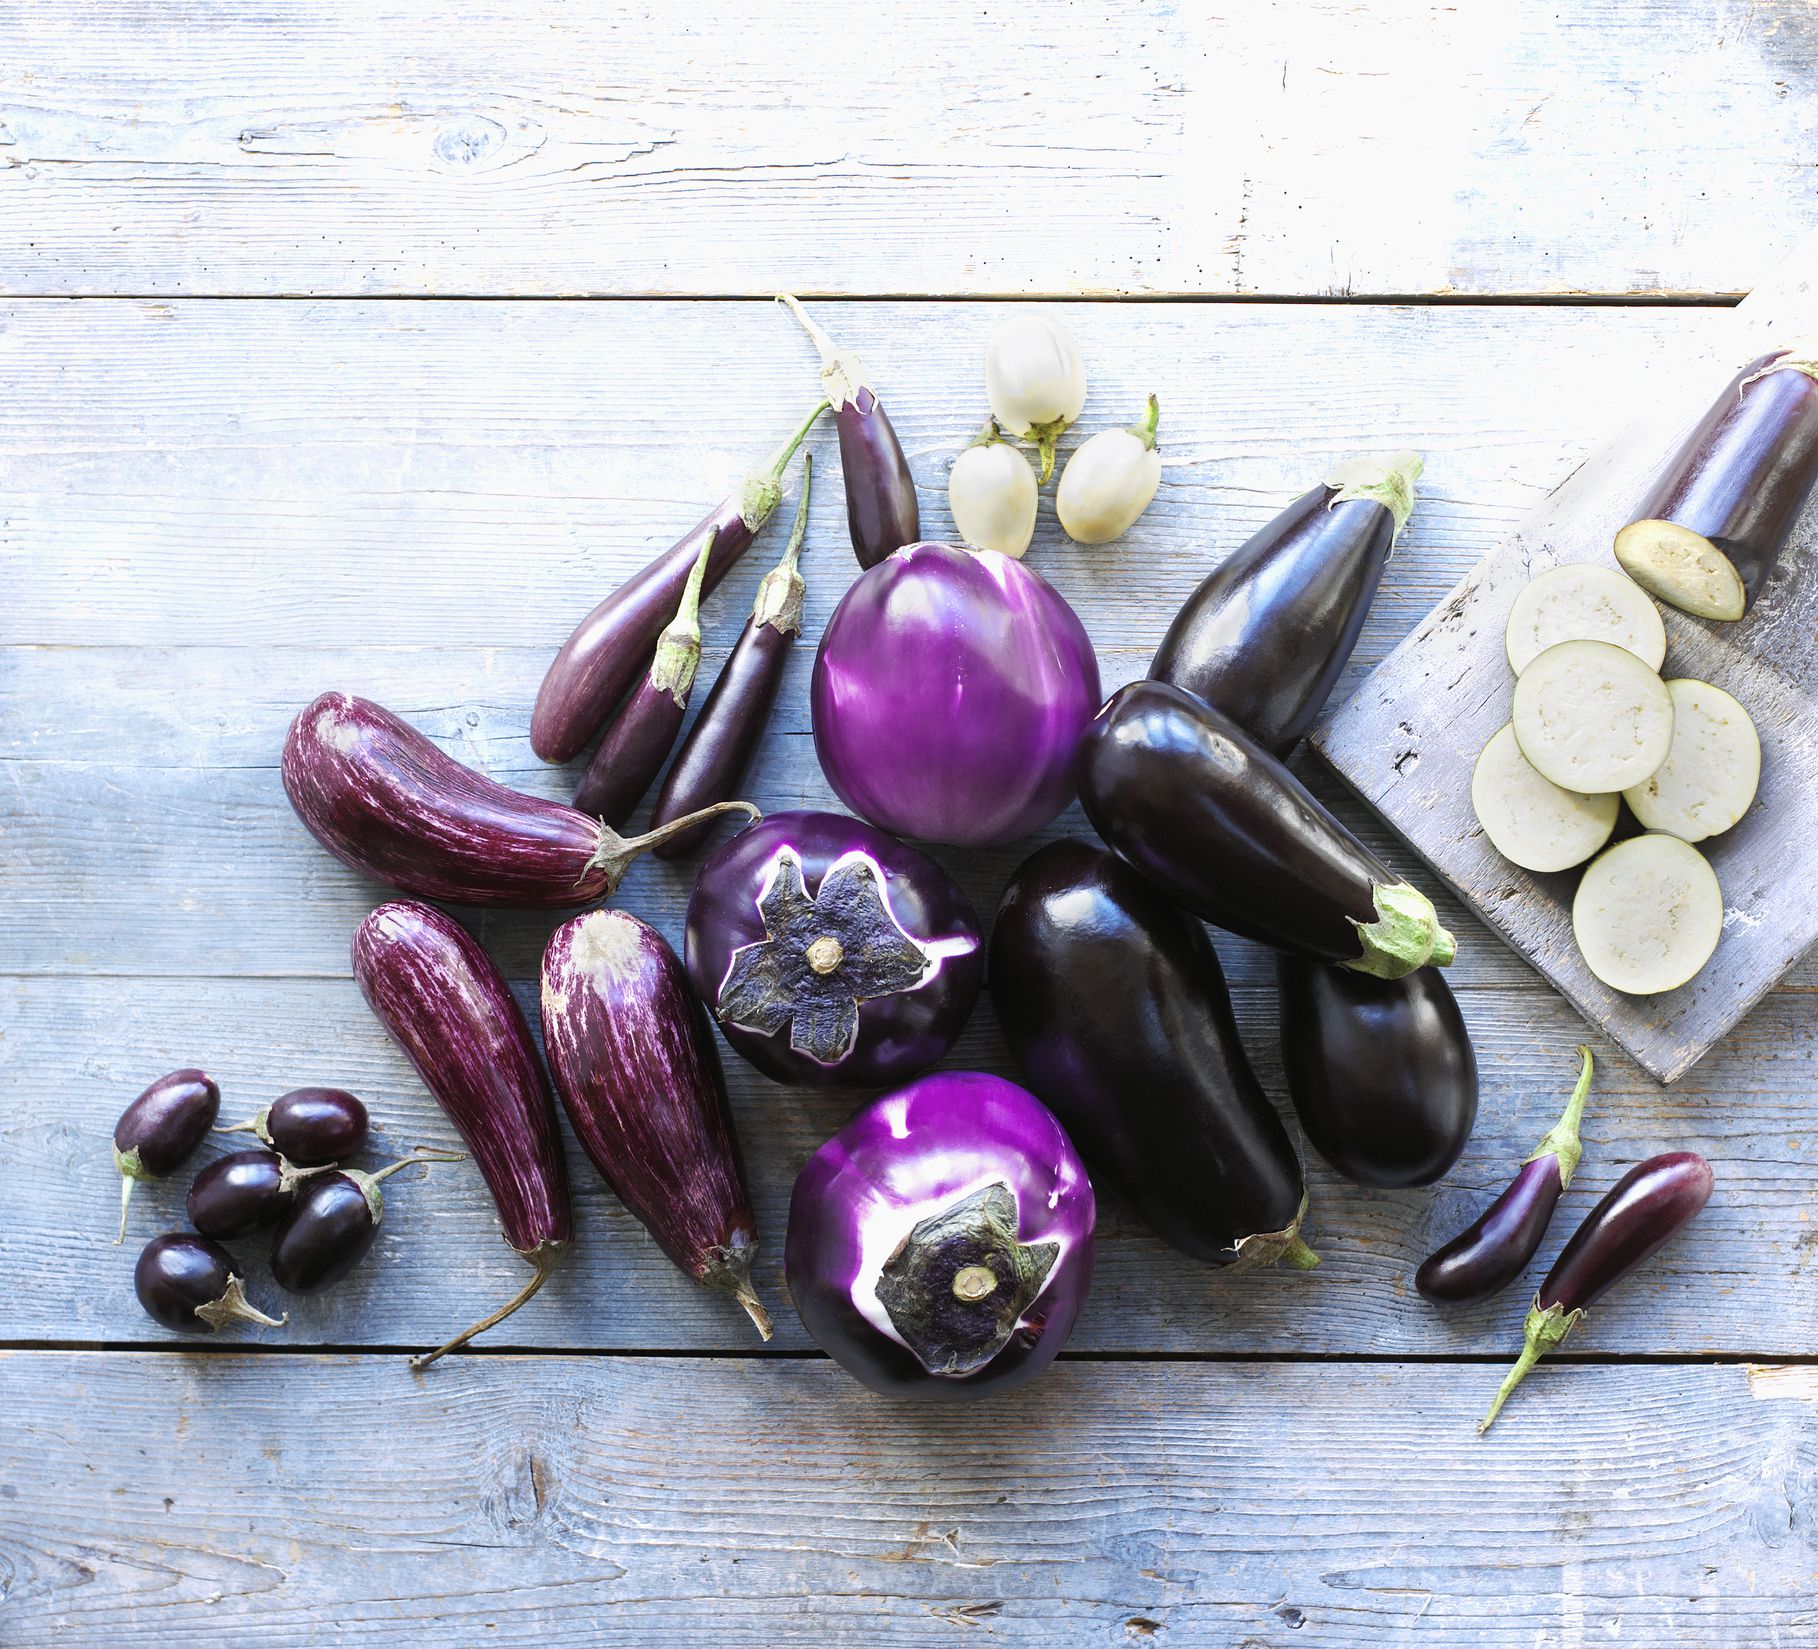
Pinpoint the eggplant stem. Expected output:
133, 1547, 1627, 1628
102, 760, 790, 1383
362, 1149, 466, 1189
115, 1173, 135, 1246
1479, 1299, 1581, 1434
1325, 449, 1425, 547
410, 1247, 562, 1370
1024, 419, 1070, 486
752, 451, 812, 633
738, 401, 830, 532
734, 1284, 776, 1343
775, 295, 869, 408
1525, 1045, 1595, 1190
1277, 1236, 1322, 1270
650, 529, 715, 701
275, 1158, 338, 1196
196, 1275, 288, 1333
1229, 1192, 1320, 1272
214, 1114, 269, 1141
967, 416, 1005, 450
1346, 880, 1454, 979
586, 800, 761, 896
762, 399, 831, 485
1132, 394, 1161, 450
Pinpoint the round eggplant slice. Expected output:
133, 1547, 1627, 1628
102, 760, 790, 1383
1471, 723, 1618, 873
1510, 639, 1674, 793
1623, 679, 1760, 843
1572, 834, 1722, 995
1504, 564, 1666, 676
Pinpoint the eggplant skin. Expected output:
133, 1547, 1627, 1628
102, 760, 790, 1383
991, 839, 1305, 1262
1539, 1151, 1714, 1315
1276, 958, 1478, 1189
1416, 1155, 1562, 1305
839, 390, 921, 569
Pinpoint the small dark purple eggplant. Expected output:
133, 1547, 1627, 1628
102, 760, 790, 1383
134, 1231, 287, 1335
1276, 958, 1477, 1188
217, 1086, 370, 1166
1480, 1150, 1714, 1433
113, 1069, 221, 1244
187, 1148, 331, 1240
269, 1151, 462, 1294
1417, 1046, 1595, 1305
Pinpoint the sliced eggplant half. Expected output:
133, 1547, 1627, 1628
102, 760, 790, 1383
1623, 679, 1760, 843
1572, 834, 1722, 996
1510, 639, 1674, 794
1504, 563, 1666, 676
1471, 723, 1618, 873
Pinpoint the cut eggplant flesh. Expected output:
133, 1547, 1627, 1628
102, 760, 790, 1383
1613, 519, 1747, 623
1572, 834, 1722, 996
1623, 678, 1760, 843
1471, 723, 1618, 873
1510, 639, 1674, 794
1504, 563, 1666, 675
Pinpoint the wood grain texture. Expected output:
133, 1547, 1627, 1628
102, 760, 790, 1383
2, 2, 1816, 297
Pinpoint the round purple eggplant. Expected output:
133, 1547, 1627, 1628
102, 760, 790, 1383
990, 838, 1317, 1269
187, 1148, 330, 1240
785, 1071, 1095, 1400
1276, 957, 1477, 1188
217, 1086, 369, 1166
113, 1069, 221, 1244
269, 1152, 461, 1294
685, 810, 983, 1089
134, 1232, 287, 1335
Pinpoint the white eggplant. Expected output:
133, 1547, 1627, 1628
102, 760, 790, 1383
1056, 396, 1162, 545
1471, 723, 1618, 873
984, 311, 1087, 483
1510, 639, 1674, 793
1623, 678, 1760, 842
1504, 563, 1666, 675
1572, 834, 1723, 995
948, 420, 1039, 558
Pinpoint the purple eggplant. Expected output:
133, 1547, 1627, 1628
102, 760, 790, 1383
217, 1086, 369, 1166
188, 1148, 330, 1240
1417, 1046, 1595, 1305
1077, 680, 1455, 978
270, 1152, 462, 1294
541, 911, 772, 1338
779, 295, 919, 568
684, 810, 983, 1089
1480, 1150, 1714, 1432
284, 692, 753, 908
1150, 451, 1422, 754
785, 1071, 1095, 1400
649, 455, 813, 860
532, 401, 827, 762
352, 900, 573, 1367
1276, 957, 1477, 1188
1615, 348, 1818, 620
991, 839, 1317, 1269
113, 1069, 220, 1244
134, 1231, 286, 1335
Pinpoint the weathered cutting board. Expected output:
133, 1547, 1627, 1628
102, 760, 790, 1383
1313, 232, 1818, 1084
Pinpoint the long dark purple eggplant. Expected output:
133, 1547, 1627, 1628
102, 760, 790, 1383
541, 910, 772, 1338
1479, 1150, 1713, 1433
532, 401, 827, 762
1276, 957, 1476, 1188
779, 295, 918, 567
1417, 1046, 1595, 1305
352, 900, 573, 1367
113, 1069, 220, 1244
649, 455, 812, 860
1076, 680, 1456, 978
1615, 347, 1818, 620
573, 530, 714, 823
991, 838, 1317, 1269
284, 692, 753, 907
1150, 451, 1422, 753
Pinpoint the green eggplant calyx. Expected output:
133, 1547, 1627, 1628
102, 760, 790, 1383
752, 451, 812, 635
1325, 449, 1424, 546
650, 531, 714, 703
739, 399, 830, 529
1228, 1192, 1321, 1272
1479, 1298, 1582, 1434
1344, 881, 1454, 979
1525, 1045, 1595, 1189
1023, 417, 1072, 485
777, 295, 870, 410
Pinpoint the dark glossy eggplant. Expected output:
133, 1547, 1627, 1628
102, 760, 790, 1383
269, 1152, 461, 1294
779, 295, 918, 567
990, 838, 1316, 1268
134, 1232, 286, 1335
531, 401, 826, 761
1150, 451, 1422, 753
1076, 680, 1456, 978
285, 691, 753, 907
352, 900, 573, 1367
1480, 1150, 1714, 1433
1276, 957, 1476, 1188
1615, 348, 1818, 620
113, 1068, 220, 1244
187, 1148, 329, 1240
217, 1086, 369, 1166
541, 910, 771, 1338
1417, 1046, 1595, 1305
649, 456, 812, 860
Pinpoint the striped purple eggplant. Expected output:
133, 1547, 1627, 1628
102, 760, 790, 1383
284, 692, 753, 908
113, 1068, 220, 1244
541, 910, 772, 1338
352, 900, 572, 1367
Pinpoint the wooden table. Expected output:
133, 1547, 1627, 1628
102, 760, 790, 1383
4, 4, 1816, 1642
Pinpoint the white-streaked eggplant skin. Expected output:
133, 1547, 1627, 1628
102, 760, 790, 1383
541, 910, 772, 1339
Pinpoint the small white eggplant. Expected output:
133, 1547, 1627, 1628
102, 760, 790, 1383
1056, 396, 1161, 545
984, 311, 1087, 483
948, 420, 1039, 558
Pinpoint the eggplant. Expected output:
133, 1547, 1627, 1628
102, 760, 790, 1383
134, 1232, 286, 1335
284, 692, 753, 908
217, 1086, 369, 1166
187, 1148, 330, 1240
991, 839, 1317, 1268
1417, 1046, 1595, 1305
1077, 680, 1456, 978
113, 1069, 220, 1244
531, 400, 827, 761
685, 810, 983, 1089
352, 900, 573, 1367
1150, 451, 1422, 754
779, 296, 918, 568
648, 455, 812, 860
270, 1152, 462, 1294
1276, 958, 1477, 1188
540, 910, 771, 1337
1614, 348, 1818, 620
1480, 1151, 1714, 1432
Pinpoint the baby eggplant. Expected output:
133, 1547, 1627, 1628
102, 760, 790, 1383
113, 1069, 221, 1244
187, 1148, 330, 1240
984, 311, 1086, 484
1055, 395, 1161, 545
134, 1231, 286, 1335
948, 419, 1038, 559
269, 1152, 461, 1294
217, 1085, 370, 1166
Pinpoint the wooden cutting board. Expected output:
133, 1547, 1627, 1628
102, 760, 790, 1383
1312, 232, 1818, 1084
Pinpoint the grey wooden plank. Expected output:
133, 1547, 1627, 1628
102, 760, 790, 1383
2, 1351, 1816, 1646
